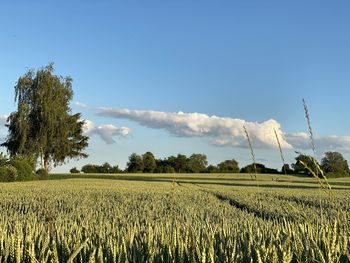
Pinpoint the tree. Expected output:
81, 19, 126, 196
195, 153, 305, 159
1, 64, 88, 173
240, 163, 264, 173
240, 163, 278, 174
80, 163, 121, 174
0, 153, 8, 167
206, 165, 219, 173
187, 154, 208, 173
281, 164, 294, 174
126, 153, 144, 173
167, 154, 188, 173
175, 154, 189, 173
110, 165, 122, 173
217, 159, 239, 173
321, 151, 349, 175
81, 164, 98, 173
154, 159, 175, 173
70, 167, 80, 174
100, 162, 112, 173
292, 154, 320, 176
142, 152, 156, 173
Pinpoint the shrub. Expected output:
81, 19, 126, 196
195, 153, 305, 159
0, 153, 8, 166
70, 167, 80, 174
36, 168, 49, 180
8, 157, 36, 181
0, 165, 17, 182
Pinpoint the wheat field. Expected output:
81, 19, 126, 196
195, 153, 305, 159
0, 176, 349, 262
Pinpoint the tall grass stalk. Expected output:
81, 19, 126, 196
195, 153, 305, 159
301, 98, 331, 222
172, 172, 176, 203
274, 128, 286, 176
302, 99, 331, 192
243, 125, 258, 187
303, 99, 317, 158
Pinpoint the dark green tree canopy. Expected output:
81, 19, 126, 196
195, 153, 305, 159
187, 154, 208, 173
281, 164, 294, 174
240, 163, 278, 174
217, 159, 239, 173
167, 154, 188, 173
1, 63, 88, 172
206, 165, 219, 173
292, 154, 320, 176
126, 153, 144, 173
81, 163, 121, 174
142, 152, 156, 173
70, 167, 80, 174
321, 151, 349, 175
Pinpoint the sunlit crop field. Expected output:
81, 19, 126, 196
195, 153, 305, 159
0, 175, 349, 262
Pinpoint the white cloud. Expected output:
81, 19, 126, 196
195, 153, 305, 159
83, 120, 131, 144
97, 108, 293, 149
285, 132, 350, 153
3, 108, 350, 154
73, 101, 88, 108
96, 107, 350, 153
284, 132, 310, 150
315, 136, 350, 153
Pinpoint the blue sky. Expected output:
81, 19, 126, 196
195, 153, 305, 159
1, 1, 350, 172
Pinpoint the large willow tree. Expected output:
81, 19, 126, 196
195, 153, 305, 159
1, 63, 88, 173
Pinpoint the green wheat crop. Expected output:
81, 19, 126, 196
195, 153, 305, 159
0, 179, 348, 262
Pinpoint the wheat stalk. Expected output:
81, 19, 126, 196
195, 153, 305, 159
303, 99, 316, 158
302, 99, 331, 191
243, 125, 258, 186
274, 128, 287, 177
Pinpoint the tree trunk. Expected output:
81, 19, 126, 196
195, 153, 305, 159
40, 148, 44, 169
44, 158, 49, 174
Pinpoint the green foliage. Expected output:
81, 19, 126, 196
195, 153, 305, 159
281, 164, 294, 174
0, 179, 348, 262
187, 154, 208, 173
167, 154, 188, 173
241, 163, 278, 174
0, 152, 8, 166
81, 163, 121, 173
321, 151, 350, 176
36, 168, 49, 180
8, 156, 36, 181
0, 154, 36, 182
206, 165, 219, 173
142, 152, 156, 173
1, 63, 89, 173
70, 167, 80, 174
217, 159, 240, 173
154, 160, 175, 173
293, 154, 320, 175
0, 165, 17, 182
100, 162, 112, 173
126, 153, 144, 173
81, 164, 97, 173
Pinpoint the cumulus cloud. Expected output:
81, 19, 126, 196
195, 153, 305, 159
83, 120, 131, 144
284, 132, 310, 150
73, 101, 88, 108
96, 107, 350, 153
97, 108, 293, 149
285, 132, 350, 153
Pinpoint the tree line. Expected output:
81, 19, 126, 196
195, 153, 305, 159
73, 151, 350, 177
